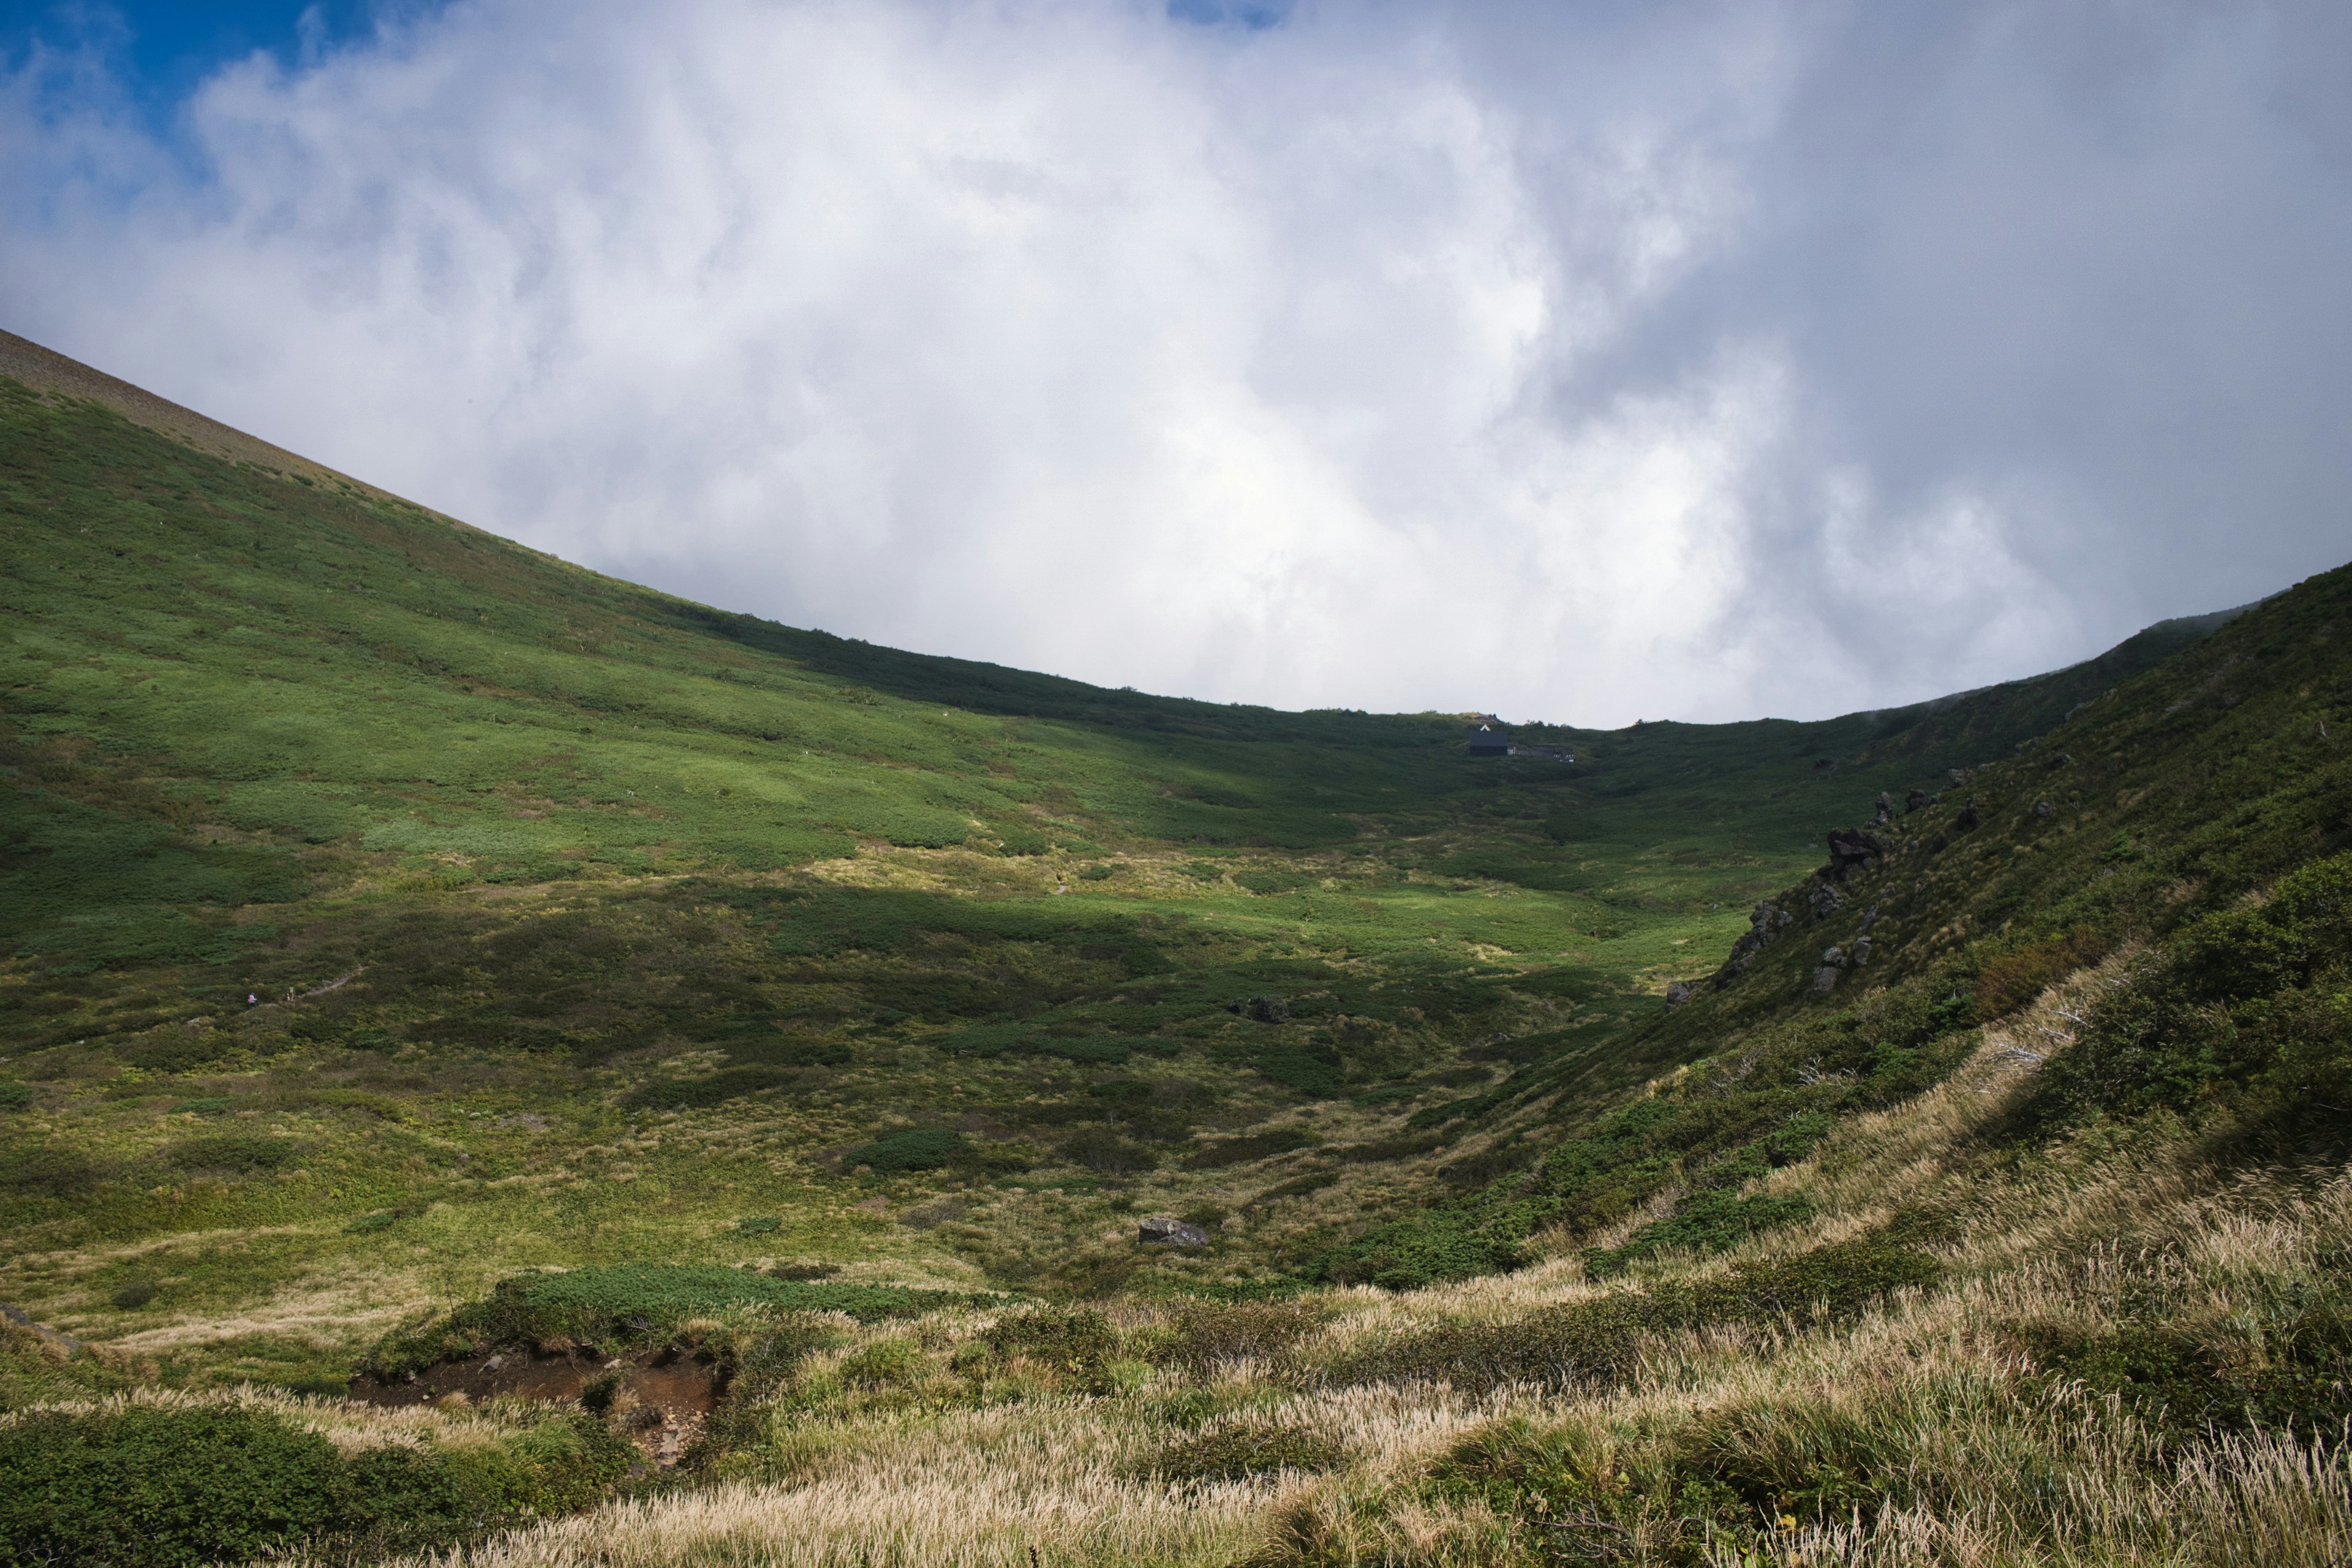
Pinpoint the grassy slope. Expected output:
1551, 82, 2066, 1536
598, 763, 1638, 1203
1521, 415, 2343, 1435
322, 555, 2349, 1568
9, 361, 2348, 1565
0, 371, 2207, 1382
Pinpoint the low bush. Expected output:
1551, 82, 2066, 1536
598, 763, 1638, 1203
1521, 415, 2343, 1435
1331, 1238, 1939, 1393
1584, 1192, 1817, 1276
842, 1126, 967, 1173
363, 1264, 961, 1379
165, 1132, 300, 1172
0, 1084, 30, 1110
0, 1144, 102, 1197
1974, 927, 2111, 1019
1183, 1128, 1317, 1169
959, 1307, 1125, 1391
623, 1065, 795, 1111
1152, 1422, 1343, 1482
0, 1403, 630, 1567
1153, 1300, 1324, 1371
1057, 1126, 1154, 1175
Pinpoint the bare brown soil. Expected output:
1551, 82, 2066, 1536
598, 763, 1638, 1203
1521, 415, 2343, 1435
350, 1344, 723, 1466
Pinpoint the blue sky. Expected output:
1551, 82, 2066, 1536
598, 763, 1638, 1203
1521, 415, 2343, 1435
0, 2, 437, 123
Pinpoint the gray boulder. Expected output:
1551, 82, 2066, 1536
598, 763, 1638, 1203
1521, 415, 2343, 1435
1810, 966, 1841, 995
1138, 1217, 1212, 1248
1665, 981, 1696, 1009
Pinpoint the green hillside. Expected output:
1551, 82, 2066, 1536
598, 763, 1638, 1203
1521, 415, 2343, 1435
6, 353, 2350, 1567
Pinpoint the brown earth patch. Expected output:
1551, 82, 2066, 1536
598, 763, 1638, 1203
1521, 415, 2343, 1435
350, 1343, 724, 1466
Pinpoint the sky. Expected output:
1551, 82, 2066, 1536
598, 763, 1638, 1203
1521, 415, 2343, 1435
4, 1, 2349, 726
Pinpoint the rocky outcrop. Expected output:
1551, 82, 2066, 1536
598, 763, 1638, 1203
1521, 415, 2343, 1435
1138, 1217, 1212, 1248
1711, 900, 1795, 989
1823, 827, 1885, 883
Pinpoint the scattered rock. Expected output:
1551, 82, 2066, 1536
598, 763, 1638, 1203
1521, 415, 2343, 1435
1810, 966, 1842, 995
1227, 996, 1291, 1023
1664, 981, 1696, 1009
1820, 946, 1845, 968
1138, 1217, 1212, 1248
2048, 752, 2073, 769
1949, 768, 1970, 786
1852, 936, 1872, 966
1874, 791, 1894, 825
2033, 799, 2054, 818
1955, 800, 1982, 832
1905, 789, 1929, 813
1807, 880, 1847, 922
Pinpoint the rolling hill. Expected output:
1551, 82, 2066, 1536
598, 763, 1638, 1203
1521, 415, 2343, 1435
4, 333, 2349, 1567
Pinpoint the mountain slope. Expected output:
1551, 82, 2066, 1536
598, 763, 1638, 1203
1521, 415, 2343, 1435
6, 339, 2346, 1567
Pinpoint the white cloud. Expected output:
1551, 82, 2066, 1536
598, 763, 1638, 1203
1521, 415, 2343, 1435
4, 0, 2348, 725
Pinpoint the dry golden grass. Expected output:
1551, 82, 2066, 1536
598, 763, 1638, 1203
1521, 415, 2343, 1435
47, 950, 2345, 1568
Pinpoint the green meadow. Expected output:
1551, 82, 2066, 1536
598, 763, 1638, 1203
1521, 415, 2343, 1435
10, 364, 2352, 1567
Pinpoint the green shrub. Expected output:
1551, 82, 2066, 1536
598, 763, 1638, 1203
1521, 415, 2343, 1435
1182, 1128, 1316, 1169
963, 1307, 1123, 1390
736, 1215, 782, 1235
623, 1065, 795, 1111
842, 1126, 967, 1173
110, 1276, 159, 1310
1585, 1192, 1816, 1276
1058, 1126, 1153, 1174
0, 1144, 102, 1197
1152, 1423, 1343, 1482
1332, 1239, 1939, 1393
0, 1084, 30, 1110
0, 1403, 619, 1567
166, 1131, 300, 1172
363, 1264, 960, 1379
1974, 927, 2111, 1019
1153, 1300, 1324, 1371
727, 1039, 851, 1068
1033, 1036, 1131, 1064
1078, 863, 1115, 881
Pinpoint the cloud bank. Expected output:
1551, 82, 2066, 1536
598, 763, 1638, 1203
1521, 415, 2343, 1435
5, 0, 2349, 724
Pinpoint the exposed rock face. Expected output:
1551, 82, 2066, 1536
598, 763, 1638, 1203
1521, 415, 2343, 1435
1807, 880, 1847, 922
1853, 936, 1872, 966
1138, 1217, 1212, 1248
1825, 827, 1885, 880
1875, 791, 1894, 825
1712, 900, 1795, 989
